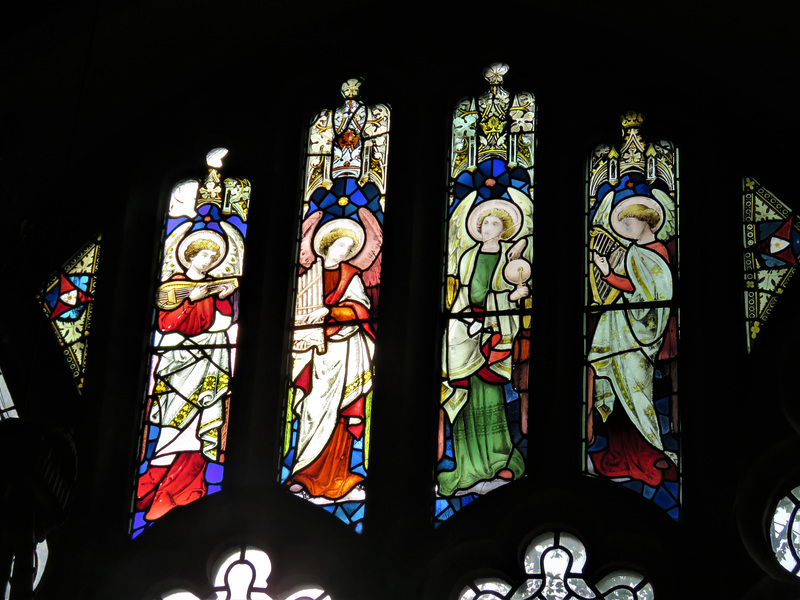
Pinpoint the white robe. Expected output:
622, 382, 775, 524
150, 312, 232, 465
588, 243, 672, 451
291, 270, 374, 474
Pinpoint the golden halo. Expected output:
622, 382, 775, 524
610, 196, 665, 239
467, 199, 522, 243
313, 218, 366, 261
177, 229, 228, 271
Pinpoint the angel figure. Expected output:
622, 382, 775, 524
286, 208, 382, 501
587, 174, 678, 486
439, 195, 532, 497
136, 227, 240, 521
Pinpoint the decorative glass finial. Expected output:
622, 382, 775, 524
621, 111, 645, 128
341, 78, 362, 99
206, 147, 228, 168
483, 62, 509, 85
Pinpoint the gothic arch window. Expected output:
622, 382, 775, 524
131, 149, 252, 537
584, 112, 680, 519
436, 63, 535, 526
280, 79, 390, 532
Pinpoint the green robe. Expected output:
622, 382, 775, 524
439, 251, 525, 496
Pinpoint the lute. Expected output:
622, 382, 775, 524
156, 277, 239, 310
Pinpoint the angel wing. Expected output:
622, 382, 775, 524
444, 192, 480, 310
507, 187, 534, 263
160, 222, 192, 281
298, 211, 324, 273
360, 252, 382, 289
653, 188, 676, 241
210, 221, 246, 278
588, 189, 629, 306
447, 191, 479, 277
591, 189, 615, 231
590, 189, 630, 248
350, 208, 383, 274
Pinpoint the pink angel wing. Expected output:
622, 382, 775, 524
360, 251, 382, 288
351, 207, 382, 274
298, 210, 324, 272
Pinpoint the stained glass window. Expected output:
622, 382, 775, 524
742, 176, 800, 352
457, 531, 653, 600
436, 63, 534, 526
37, 236, 101, 391
0, 365, 18, 421
771, 485, 800, 576
131, 148, 251, 537
154, 546, 331, 600
280, 79, 389, 533
3, 541, 49, 600
584, 112, 680, 519
0, 366, 49, 600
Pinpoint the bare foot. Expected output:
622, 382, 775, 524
497, 469, 513, 480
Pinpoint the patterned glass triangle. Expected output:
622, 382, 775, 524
743, 177, 800, 352
37, 236, 101, 391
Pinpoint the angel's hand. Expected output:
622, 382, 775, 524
507, 238, 527, 261
189, 284, 210, 302
593, 251, 610, 276
302, 307, 330, 324
217, 282, 237, 299
509, 285, 530, 302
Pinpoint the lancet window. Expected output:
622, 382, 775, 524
131, 148, 251, 537
436, 63, 534, 526
584, 112, 680, 518
280, 79, 390, 532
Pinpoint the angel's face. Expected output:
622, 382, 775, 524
191, 249, 217, 274
328, 236, 355, 263
480, 216, 504, 242
618, 216, 650, 241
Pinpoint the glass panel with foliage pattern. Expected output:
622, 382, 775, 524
771, 485, 800, 577
436, 63, 534, 526
280, 79, 389, 533
153, 546, 331, 600
457, 531, 654, 600
584, 112, 680, 519
131, 148, 251, 538
37, 236, 101, 391
743, 176, 800, 352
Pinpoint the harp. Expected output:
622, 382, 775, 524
292, 259, 325, 353
588, 227, 626, 306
